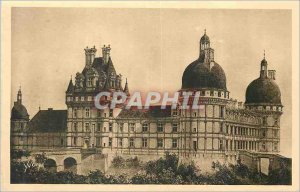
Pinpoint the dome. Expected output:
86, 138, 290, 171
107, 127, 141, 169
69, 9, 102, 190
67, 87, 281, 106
200, 32, 210, 44
182, 59, 227, 90
11, 102, 29, 120
245, 77, 281, 105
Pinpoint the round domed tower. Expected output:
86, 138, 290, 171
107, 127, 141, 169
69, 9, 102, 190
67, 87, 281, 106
245, 54, 282, 154
11, 88, 29, 134
178, 31, 228, 157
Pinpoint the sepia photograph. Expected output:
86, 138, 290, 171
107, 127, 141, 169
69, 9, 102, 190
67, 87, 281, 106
1, 1, 299, 191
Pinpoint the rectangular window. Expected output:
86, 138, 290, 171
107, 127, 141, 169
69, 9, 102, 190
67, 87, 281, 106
85, 123, 90, 132
200, 91, 205, 96
274, 130, 278, 137
129, 138, 134, 147
157, 123, 163, 132
74, 108, 77, 118
85, 108, 90, 118
119, 138, 123, 147
87, 78, 92, 87
193, 128, 197, 132
109, 109, 113, 117
142, 123, 149, 132
172, 123, 178, 133
142, 138, 148, 148
210, 91, 214, 96
96, 137, 101, 147
220, 106, 224, 118
109, 138, 112, 147
97, 110, 101, 117
73, 137, 77, 145
73, 122, 77, 132
157, 138, 163, 148
81, 96, 85, 101
274, 143, 278, 151
219, 140, 223, 150
97, 123, 101, 132
172, 139, 178, 148
109, 123, 113, 132
218, 91, 221, 97
172, 110, 178, 116
119, 123, 124, 132
129, 123, 135, 132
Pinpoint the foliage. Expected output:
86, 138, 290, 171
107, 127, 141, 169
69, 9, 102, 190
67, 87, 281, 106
11, 149, 31, 160
111, 156, 142, 168
10, 150, 292, 185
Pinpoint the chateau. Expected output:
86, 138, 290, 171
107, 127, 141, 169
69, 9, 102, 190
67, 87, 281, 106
11, 31, 289, 174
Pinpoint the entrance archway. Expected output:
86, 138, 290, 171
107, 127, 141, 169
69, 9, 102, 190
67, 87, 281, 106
64, 157, 77, 174
44, 159, 57, 172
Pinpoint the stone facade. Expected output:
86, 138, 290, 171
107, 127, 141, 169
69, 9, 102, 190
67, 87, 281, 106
11, 31, 286, 174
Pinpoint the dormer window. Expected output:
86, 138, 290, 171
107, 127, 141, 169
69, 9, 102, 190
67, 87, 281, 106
87, 77, 92, 87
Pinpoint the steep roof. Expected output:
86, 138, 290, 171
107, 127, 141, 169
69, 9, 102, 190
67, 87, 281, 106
117, 105, 172, 119
28, 109, 67, 133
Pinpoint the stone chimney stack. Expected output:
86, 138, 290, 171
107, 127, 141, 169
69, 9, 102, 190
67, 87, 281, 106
84, 46, 97, 68
102, 45, 111, 64
268, 70, 276, 80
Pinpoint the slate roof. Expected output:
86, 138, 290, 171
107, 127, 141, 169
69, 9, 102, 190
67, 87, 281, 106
245, 77, 281, 105
182, 59, 227, 90
11, 102, 29, 120
28, 109, 67, 133
117, 105, 172, 119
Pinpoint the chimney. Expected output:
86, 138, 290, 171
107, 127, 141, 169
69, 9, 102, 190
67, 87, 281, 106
102, 44, 111, 64
84, 46, 97, 68
268, 70, 276, 80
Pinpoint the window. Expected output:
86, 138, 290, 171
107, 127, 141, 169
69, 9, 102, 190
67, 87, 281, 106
274, 130, 278, 137
85, 123, 90, 132
61, 139, 64, 146
119, 138, 123, 147
129, 123, 135, 132
81, 96, 84, 101
274, 143, 278, 151
193, 112, 197, 117
75, 97, 78, 101
74, 108, 77, 118
142, 138, 148, 148
193, 128, 197, 132
85, 108, 90, 117
262, 130, 266, 137
87, 77, 92, 87
109, 109, 113, 117
97, 110, 101, 117
109, 138, 112, 147
129, 138, 134, 147
262, 142, 266, 150
88, 96, 92, 101
142, 123, 149, 132
109, 123, 113, 132
119, 123, 124, 132
96, 137, 101, 147
172, 110, 178, 116
73, 122, 77, 132
172, 139, 178, 148
220, 106, 224, 118
218, 91, 221, 97
157, 123, 163, 132
210, 91, 214, 96
157, 138, 163, 148
200, 91, 205, 96
219, 140, 223, 150
73, 137, 77, 145
172, 123, 178, 133
97, 123, 101, 132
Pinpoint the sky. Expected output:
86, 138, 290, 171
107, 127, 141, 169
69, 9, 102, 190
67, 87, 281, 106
11, 8, 292, 157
